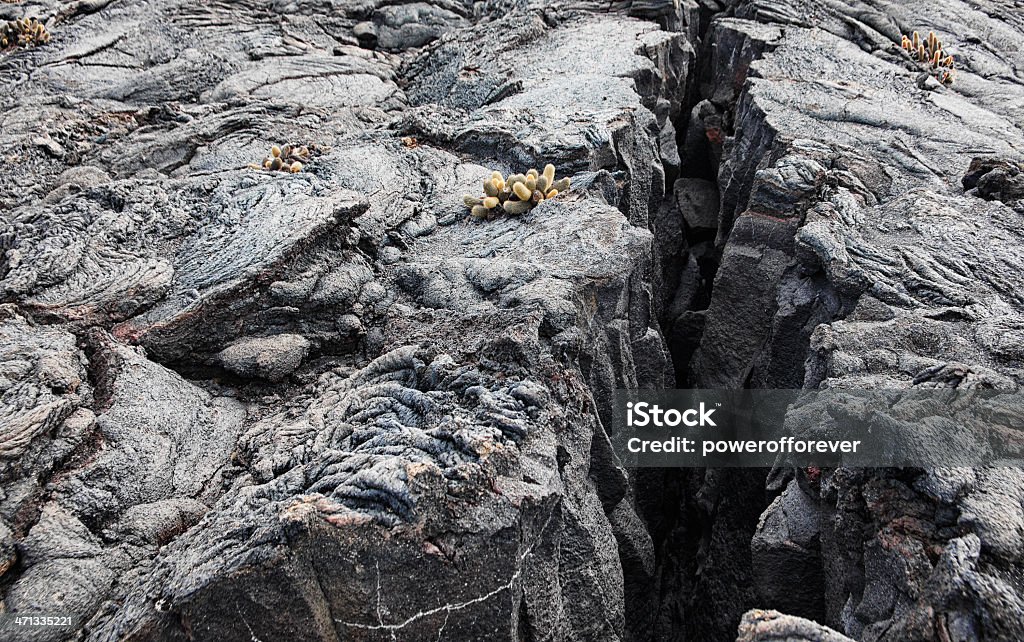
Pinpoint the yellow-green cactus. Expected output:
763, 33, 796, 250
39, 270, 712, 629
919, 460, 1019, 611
253, 143, 315, 173
503, 200, 531, 215
483, 178, 499, 197
462, 164, 571, 220
550, 177, 570, 193
901, 30, 956, 85
536, 175, 550, 193
1, 17, 51, 50
542, 164, 555, 186
512, 181, 533, 201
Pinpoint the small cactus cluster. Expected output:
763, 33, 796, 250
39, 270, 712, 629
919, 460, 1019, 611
255, 144, 310, 173
1, 17, 51, 49
901, 30, 955, 85
463, 164, 570, 218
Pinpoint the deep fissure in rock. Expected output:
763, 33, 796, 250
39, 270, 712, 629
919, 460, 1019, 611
637, 6, 829, 640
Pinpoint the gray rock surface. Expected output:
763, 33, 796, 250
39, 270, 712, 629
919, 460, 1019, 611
736, 609, 855, 642
1, 0, 1023, 641
675, 177, 721, 230
0, 1, 687, 640
681, 2, 1024, 641
217, 333, 311, 382
751, 481, 823, 621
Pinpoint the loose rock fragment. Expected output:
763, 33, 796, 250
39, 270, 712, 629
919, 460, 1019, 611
217, 334, 311, 382
962, 156, 1024, 207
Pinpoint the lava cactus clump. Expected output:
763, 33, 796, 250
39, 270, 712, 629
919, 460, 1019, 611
901, 30, 956, 85
253, 144, 313, 173
464, 164, 570, 219
1, 17, 51, 50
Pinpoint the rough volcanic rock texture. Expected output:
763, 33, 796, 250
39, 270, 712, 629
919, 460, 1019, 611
678, 2, 1024, 641
3, 0, 1024, 641
736, 609, 855, 642
0, 0, 693, 640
